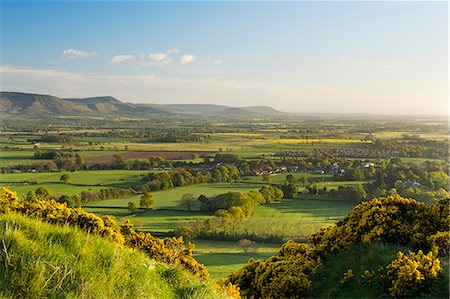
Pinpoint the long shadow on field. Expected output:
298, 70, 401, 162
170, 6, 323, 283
194, 252, 275, 266
262, 199, 353, 217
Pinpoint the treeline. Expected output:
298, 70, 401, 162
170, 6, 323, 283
176, 186, 283, 241
76, 130, 211, 143
27, 134, 75, 144
139, 165, 241, 193
0, 188, 209, 281
25, 186, 136, 208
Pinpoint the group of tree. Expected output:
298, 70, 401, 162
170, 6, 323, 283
176, 186, 283, 241
139, 165, 241, 193
74, 130, 210, 143
39, 134, 74, 143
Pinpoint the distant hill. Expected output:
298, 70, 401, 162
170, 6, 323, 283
219, 106, 286, 116
0, 92, 287, 117
165, 104, 230, 114
0, 92, 92, 115
65, 96, 169, 115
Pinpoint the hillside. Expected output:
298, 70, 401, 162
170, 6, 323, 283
0, 92, 92, 115
0, 92, 287, 117
165, 104, 230, 114
219, 106, 286, 116
0, 212, 225, 298
65, 96, 171, 115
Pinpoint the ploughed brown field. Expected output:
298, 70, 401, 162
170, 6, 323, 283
84, 151, 214, 164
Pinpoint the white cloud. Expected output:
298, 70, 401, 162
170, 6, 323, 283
167, 49, 180, 54
211, 59, 224, 65
62, 48, 96, 59
0, 65, 446, 115
109, 55, 135, 64
0, 65, 290, 106
149, 53, 174, 65
180, 54, 196, 65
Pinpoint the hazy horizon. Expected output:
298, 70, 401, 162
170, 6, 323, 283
1, 1, 448, 115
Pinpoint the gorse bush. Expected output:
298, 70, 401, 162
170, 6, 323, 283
227, 241, 321, 298
386, 250, 441, 298
0, 188, 209, 280
228, 195, 449, 298
309, 195, 449, 255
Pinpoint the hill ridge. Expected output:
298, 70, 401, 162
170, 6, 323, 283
0, 91, 287, 116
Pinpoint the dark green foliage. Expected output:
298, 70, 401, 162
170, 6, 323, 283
140, 166, 240, 193
203, 191, 258, 218
139, 192, 155, 209
213, 153, 241, 164
279, 183, 298, 199
79, 187, 135, 203
258, 185, 284, 203
40, 134, 74, 143
60, 173, 70, 183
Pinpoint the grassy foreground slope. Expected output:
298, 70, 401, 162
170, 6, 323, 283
0, 213, 224, 299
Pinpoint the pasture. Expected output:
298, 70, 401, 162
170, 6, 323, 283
85, 181, 264, 210
193, 240, 280, 281
0, 170, 149, 196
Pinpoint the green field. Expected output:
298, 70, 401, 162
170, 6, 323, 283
193, 240, 280, 281
83, 207, 213, 232
86, 181, 263, 210
220, 197, 354, 241
0, 170, 149, 196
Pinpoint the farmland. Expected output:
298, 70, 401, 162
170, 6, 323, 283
0, 114, 448, 281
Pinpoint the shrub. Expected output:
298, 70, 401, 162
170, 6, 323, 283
227, 241, 320, 298
0, 188, 209, 281
386, 250, 441, 298
309, 195, 449, 255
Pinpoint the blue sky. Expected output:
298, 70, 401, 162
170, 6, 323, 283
1, 1, 448, 114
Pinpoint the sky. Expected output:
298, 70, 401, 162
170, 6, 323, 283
0, 1, 448, 115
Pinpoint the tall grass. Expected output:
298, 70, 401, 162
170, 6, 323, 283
0, 213, 224, 298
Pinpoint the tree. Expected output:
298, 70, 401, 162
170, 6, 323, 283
286, 174, 295, 184
262, 173, 272, 184
281, 183, 298, 199
113, 154, 126, 169
128, 201, 137, 214
181, 193, 195, 212
26, 190, 36, 201
139, 192, 154, 209
35, 186, 52, 199
298, 177, 310, 186
238, 239, 256, 254
198, 194, 208, 209
60, 173, 70, 184
231, 173, 241, 183
58, 195, 75, 207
